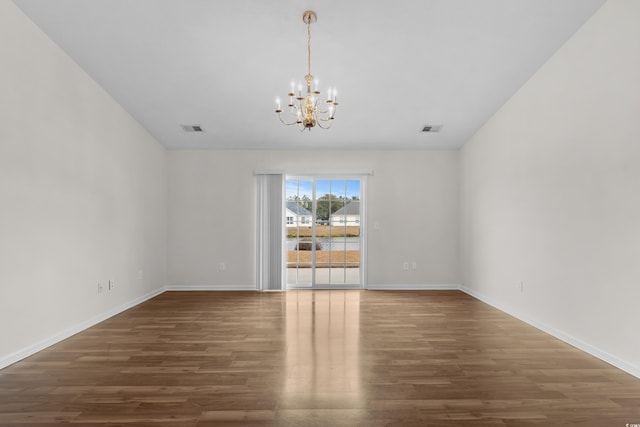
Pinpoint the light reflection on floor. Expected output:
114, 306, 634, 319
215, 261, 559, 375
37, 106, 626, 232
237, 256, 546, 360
282, 291, 363, 411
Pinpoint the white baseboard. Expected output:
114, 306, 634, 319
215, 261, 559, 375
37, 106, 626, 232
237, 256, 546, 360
166, 284, 257, 291
4, 284, 638, 380
0, 287, 165, 370
459, 286, 640, 380
167, 284, 460, 291
366, 284, 460, 290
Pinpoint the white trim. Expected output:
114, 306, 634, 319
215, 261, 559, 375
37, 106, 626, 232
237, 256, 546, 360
254, 169, 286, 175
366, 284, 461, 290
166, 284, 257, 291
0, 287, 165, 370
460, 285, 640, 380
4, 284, 637, 381
360, 177, 368, 288
256, 168, 373, 176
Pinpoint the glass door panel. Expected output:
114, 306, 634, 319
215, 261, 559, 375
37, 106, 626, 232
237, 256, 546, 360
286, 177, 361, 288
317, 179, 360, 286
285, 179, 313, 287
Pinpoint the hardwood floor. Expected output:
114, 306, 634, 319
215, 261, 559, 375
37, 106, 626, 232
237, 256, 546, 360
1, 290, 639, 426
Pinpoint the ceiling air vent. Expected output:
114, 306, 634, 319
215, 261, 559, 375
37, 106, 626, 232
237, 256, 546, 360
421, 124, 443, 133
181, 124, 204, 132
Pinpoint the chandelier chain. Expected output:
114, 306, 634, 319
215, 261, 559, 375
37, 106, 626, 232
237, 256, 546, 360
307, 19, 311, 80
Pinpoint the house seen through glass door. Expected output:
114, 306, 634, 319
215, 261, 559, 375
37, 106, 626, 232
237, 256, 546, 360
286, 177, 362, 288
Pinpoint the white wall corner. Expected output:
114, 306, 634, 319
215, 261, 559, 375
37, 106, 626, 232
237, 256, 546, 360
0, 287, 165, 370
459, 286, 640, 380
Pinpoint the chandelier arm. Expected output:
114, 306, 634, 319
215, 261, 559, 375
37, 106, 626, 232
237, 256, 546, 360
277, 112, 302, 126
317, 106, 336, 119
284, 104, 300, 115
316, 115, 335, 123
316, 119, 334, 130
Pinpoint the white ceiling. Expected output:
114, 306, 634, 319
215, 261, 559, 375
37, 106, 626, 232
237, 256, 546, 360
13, 0, 605, 150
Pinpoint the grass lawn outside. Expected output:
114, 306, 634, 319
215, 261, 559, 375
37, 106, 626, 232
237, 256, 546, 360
287, 250, 360, 268
287, 225, 360, 238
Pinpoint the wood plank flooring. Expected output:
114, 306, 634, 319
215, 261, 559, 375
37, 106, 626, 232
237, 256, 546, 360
1, 290, 639, 426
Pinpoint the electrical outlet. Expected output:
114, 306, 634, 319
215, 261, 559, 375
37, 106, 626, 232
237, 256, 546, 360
412, 261, 417, 270
403, 262, 409, 270
97, 283, 103, 294
219, 262, 226, 271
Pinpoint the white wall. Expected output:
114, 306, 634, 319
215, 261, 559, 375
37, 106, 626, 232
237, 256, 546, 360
168, 150, 459, 289
460, 0, 640, 375
5, 0, 637, 381
0, 2, 167, 366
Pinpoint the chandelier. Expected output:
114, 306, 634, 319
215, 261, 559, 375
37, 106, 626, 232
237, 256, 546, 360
275, 10, 338, 131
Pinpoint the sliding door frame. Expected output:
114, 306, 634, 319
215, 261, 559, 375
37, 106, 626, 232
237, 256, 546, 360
285, 174, 367, 290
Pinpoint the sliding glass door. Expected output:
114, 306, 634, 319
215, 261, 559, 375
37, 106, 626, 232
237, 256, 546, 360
286, 177, 363, 289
